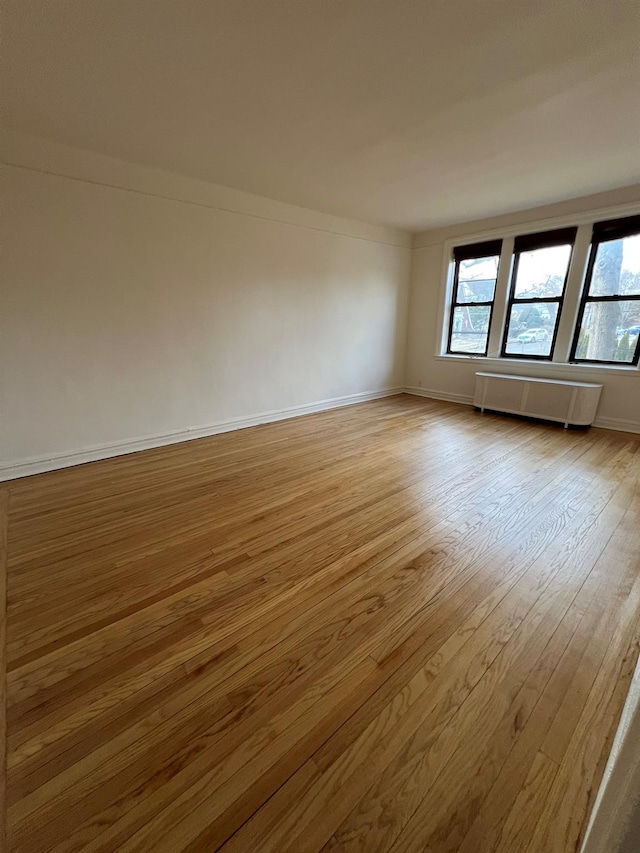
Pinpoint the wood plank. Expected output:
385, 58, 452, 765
1, 488, 8, 851
455, 480, 637, 853
3, 397, 639, 853
384, 492, 640, 853
494, 751, 559, 853
219, 443, 638, 853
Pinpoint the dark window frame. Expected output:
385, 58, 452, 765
446, 240, 502, 357
500, 228, 577, 361
569, 215, 640, 366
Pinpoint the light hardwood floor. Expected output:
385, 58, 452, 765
3, 395, 640, 852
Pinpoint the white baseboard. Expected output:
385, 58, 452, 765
0, 387, 403, 481
405, 386, 640, 434
3, 385, 638, 481
404, 386, 474, 406
592, 416, 640, 434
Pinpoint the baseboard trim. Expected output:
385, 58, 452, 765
404, 387, 640, 434
0, 387, 403, 481
4, 385, 638, 480
591, 416, 640, 434
403, 386, 475, 406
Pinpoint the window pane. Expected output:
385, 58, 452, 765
514, 245, 572, 298
449, 305, 490, 353
588, 234, 640, 296
456, 278, 496, 303
574, 301, 640, 362
504, 302, 559, 357
458, 256, 499, 282
457, 256, 498, 303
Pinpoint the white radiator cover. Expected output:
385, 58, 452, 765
474, 372, 603, 428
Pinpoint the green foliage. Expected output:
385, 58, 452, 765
576, 328, 589, 359
615, 331, 633, 362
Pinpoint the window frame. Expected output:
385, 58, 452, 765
569, 216, 640, 367
437, 208, 640, 373
446, 239, 502, 357
499, 228, 577, 362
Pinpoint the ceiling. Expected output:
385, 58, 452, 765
2, 0, 639, 230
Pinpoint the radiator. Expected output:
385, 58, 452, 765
474, 372, 602, 428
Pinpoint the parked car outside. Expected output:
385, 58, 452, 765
517, 328, 549, 343
616, 325, 640, 339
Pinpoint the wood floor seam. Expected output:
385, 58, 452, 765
4, 398, 639, 853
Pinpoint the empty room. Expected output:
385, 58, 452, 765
2, 2, 640, 852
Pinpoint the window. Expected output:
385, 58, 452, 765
446, 239, 502, 356
442, 211, 640, 370
570, 215, 640, 366
501, 228, 576, 360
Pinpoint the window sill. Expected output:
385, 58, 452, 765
435, 354, 640, 376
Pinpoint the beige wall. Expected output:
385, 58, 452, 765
406, 187, 640, 432
3, 131, 639, 480
0, 135, 411, 477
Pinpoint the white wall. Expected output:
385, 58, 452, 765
406, 188, 640, 433
3, 133, 639, 481
0, 133, 411, 478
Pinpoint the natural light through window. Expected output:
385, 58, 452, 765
447, 241, 501, 356
572, 233, 640, 364
502, 231, 575, 360
444, 213, 640, 368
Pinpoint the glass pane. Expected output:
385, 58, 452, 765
588, 234, 640, 296
574, 301, 640, 362
514, 245, 572, 298
457, 256, 499, 303
449, 305, 490, 353
504, 302, 559, 357
456, 278, 495, 303
459, 256, 499, 281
